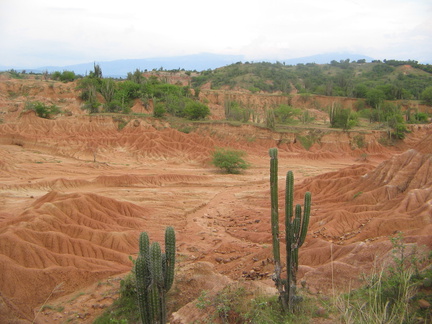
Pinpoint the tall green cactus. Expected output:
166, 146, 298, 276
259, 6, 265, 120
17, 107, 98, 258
135, 227, 176, 324
269, 148, 311, 312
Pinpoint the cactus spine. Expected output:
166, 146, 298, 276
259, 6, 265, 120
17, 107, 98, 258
135, 227, 176, 324
269, 148, 311, 312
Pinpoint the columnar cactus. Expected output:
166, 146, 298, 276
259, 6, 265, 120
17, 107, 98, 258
269, 148, 311, 312
135, 227, 176, 324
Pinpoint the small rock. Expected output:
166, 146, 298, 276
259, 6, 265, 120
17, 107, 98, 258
418, 299, 430, 309
315, 307, 326, 317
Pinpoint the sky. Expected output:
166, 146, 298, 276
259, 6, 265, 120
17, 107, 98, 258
0, 0, 431, 68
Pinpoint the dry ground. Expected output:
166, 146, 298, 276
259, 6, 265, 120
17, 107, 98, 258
0, 77, 431, 323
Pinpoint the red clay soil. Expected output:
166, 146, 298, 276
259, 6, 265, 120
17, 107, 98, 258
0, 77, 431, 323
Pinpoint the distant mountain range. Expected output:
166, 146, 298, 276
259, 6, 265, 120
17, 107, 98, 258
1, 52, 376, 78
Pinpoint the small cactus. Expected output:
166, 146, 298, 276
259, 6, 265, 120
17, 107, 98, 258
136, 227, 176, 324
269, 148, 311, 312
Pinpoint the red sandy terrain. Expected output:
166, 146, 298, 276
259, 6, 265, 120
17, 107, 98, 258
0, 77, 431, 323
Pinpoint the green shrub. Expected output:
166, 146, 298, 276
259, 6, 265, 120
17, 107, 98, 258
93, 273, 139, 324
224, 100, 252, 123
196, 285, 249, 323
265, 109, 276, 130
274, 104, 301, 124
83, 100, 101, 114
390, 123, 408, 140
354, 99, 366, 111
100, 78, 116, 106
25, 101, 61, 119
413, 112, 429, 123
105, 100, 123, 113
51, 70, 77, 82
300, 110, 315, 124
366, 89, 386, 108
153, 102, 166, 118
329, 104, 358, 130
212, 148, 250, 174
164, 94, 186, 116
182, 101, 210, 120
353, 134, 366, 149
420, 86, 432, 106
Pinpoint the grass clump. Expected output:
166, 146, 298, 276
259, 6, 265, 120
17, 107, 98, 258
93, 273, 140, 324
336, 233, 431, 324
195, 283, 320, 324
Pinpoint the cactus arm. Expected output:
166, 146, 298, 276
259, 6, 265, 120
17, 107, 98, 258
150, 242, 163, 287
162, 253, 167, 287
293, 204, 302, 241
164, 226, 176, 292
148, 282, 160, 323
284, 170, 294, 312
139, 232, 150, 256
299, 192, 311, 247
285, 171, 294, 221
269, 148, 280, 265
136, 255, 150, 324
285, 170, 294, 276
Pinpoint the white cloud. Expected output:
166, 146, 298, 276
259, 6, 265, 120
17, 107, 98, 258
1, 0, 431, 67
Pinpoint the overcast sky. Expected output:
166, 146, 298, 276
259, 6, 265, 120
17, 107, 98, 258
1, 0, 431, 68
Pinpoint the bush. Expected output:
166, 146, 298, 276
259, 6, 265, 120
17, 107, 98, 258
274, 104, 301, 124
420, 86, 432, 106
52, 70, 77, 82
413, 112, 429, 123
164, 94, 186, 116
366, 89, 386, 108
212, 148, 250, 174
329, 105, 358, 130
153, 102, 166, 118
26, 101, 61, 119
224, 100, 251, 122
265, 109, 276, 130
182, 101, 210, 120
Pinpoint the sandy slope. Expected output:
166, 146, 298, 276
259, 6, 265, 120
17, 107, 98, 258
0, 78, 431, 323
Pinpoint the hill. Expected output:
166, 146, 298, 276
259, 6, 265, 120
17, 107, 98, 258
191, 60, 432, 101
0, 52, 374, 77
